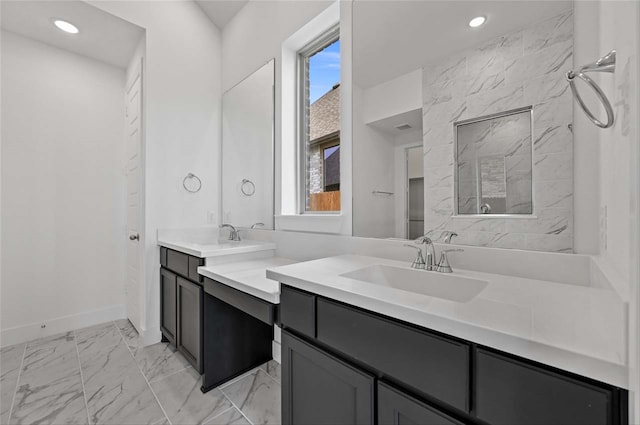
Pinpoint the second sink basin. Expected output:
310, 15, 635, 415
340, 264, 488, 302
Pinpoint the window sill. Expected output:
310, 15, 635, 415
275, 213, 346, 234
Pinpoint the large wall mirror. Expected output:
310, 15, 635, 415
222, 59, 275, 229
352, 1, 574, 252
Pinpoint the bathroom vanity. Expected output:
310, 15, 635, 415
157, 228, 292, 391
159, 246, 205, 372
269, 254, 629, 425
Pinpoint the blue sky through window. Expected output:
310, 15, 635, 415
309, 39, 340, 104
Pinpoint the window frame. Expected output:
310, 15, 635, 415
297, 25, 340, 214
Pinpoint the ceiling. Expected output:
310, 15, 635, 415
1, 1, 144, 68
367, 108, 423, 137
195, 0, 248, 30
353, 0, 573, 88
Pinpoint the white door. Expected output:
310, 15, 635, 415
125, 60, 143, 332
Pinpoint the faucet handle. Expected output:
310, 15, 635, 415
442, 231, 458, 244
414, 235, 433, 244
404, 244, 426, 269
250, 222, 265, 229
436, 248, 463, 273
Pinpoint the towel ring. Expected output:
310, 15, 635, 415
241, 179, 255, 196
566, 50, 616, 129
182, 173, 202, 193
566, 71, 615, 129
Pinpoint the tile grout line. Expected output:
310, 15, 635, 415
200, 405, 235, 425
6, 343, 28, 424
218, 388, 255, 425
146, 364, 192, 385
73, 329, 93, 425
113, 321, 172, 425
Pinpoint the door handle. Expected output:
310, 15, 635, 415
129, 233, 140, 241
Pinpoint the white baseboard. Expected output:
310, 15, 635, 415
0, 304, 126, 348
272, 340, 281, 363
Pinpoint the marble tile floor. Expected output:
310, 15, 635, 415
0, 320, 281, 425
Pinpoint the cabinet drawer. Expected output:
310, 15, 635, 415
203, 277, 275, 325
160, 247, 168, 267
166, 249, 189, 277
188, 256, 204, 282
475, 349, 613, 425
378, 381, 463, 425
316, 298, 470, 412
280, 285, 316, 338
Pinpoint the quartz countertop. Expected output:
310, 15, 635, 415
266, 254, 628, 388
158, 238, 276, 258
198, 257, 298, 303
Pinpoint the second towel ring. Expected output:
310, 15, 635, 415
241, 179, 255, 196
183, 173, 202, 193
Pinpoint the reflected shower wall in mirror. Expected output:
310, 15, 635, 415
353, 1, 574, 252
455, 108, 533, 215
222, 59, 275, 229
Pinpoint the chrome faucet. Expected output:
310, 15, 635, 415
404, 245, 426, 269
414, 235, 436, 271
436, 249, 464, 273
219, 224, 241, 241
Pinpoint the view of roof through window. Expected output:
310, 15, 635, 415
309, 39, 340, 103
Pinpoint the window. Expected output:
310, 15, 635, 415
298, 28, 340, 213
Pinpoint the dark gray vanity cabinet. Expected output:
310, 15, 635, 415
475, 349, 616, 425
377, 382, 463, 425
176, 276, 203, 372
279, 284, 628, 425
160, 247, 204, 373
160, 268, 177, 345
282, 331, 374, 425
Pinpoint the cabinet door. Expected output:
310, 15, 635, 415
177, 276, 203, 373
282, 330, 374, 425
475, 349, 613, 425
378, 382, 463, 425
160, 268, 177, 345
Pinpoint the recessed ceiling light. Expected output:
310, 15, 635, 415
53, 20, 79, 34
469, 16, 486, 28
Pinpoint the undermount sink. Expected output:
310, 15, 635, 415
340, 265, 488, 302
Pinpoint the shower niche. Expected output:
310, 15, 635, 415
454, 107, 533, 216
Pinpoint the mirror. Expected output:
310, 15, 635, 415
353, 1, 575, 252
455, 107, 533, 215
222, 59, 275, 229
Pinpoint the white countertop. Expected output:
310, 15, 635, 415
198, 257, 298, 303
266, 254, 628, 388
158, 238, 276, 258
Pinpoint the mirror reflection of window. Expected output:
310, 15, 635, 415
455, 108, 533, 215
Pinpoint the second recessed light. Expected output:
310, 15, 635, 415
469, 16, 486, 28
54, 19, 79, 34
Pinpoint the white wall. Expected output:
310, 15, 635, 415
589, 1, 640, 421
1, 31, 127, 345
89, 0, 222, 344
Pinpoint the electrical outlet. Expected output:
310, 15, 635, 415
207, 210, 216, 225
600, 205, 608, 250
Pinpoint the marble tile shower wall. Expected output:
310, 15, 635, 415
422, 9, 574, 252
